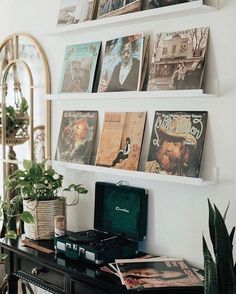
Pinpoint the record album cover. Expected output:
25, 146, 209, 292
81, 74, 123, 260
142, 0, 198, 10
59, 41, 101, 93
97, 0, 141, 19
57, 0, 95, 25
55, 111, 98, 164
146, 111, 207, 177
97, 33, 145, 92
115, 257, 203, 290
148, 27, 209, 91
96, 112, 146, 171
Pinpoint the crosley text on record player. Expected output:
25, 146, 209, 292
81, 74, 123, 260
55, 182, 148, 264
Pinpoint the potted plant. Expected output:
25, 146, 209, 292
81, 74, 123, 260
0, 97, 30, 145
1, 159, 88, 240
203, 199, 236, 294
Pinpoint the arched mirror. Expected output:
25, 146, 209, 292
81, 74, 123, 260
0, 33, 51, 197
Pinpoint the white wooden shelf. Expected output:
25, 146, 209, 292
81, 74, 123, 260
49, 1, 217, 36
52, 160, 217, 186
46, 90, 216, 101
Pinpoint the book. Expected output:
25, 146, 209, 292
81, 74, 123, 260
59, 41, 101, 93
142, 0, 198, 10
57, 0, 95, 26
55, 111, 98, 164
97, 33, 146, 92
147, 27, 209, 91
96, 112, 146, 171
115, 257, 203, 290
146, 111, 207, 177
97, 0, 141, 19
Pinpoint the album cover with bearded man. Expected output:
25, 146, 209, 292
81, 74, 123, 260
146, 111, 207, 177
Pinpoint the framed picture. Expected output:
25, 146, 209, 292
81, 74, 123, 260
97, 0, 141, 19
59, 41, 101, 93
57, 0, 96, 25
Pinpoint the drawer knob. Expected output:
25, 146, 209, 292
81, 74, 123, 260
32, 267, 42, 276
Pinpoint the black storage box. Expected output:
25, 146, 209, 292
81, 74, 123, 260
55, 181, 148, 264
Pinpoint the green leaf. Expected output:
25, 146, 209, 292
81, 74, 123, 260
21, 211, 34, 223
23, 159, 32, 171
203, 236, 218, 294
0, 253, 8, 261
5, 230, 17, 239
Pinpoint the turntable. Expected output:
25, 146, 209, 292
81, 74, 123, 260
55, 181, 148, 264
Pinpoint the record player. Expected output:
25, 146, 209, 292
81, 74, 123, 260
55, 181, 148, 264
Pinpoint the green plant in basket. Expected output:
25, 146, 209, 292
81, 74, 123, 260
1, 159, 88, 239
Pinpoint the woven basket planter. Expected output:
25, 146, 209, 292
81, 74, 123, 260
23, 198, 65, 240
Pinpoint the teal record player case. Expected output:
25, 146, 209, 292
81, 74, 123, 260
94, 181, 148, 241
55, 182, 148, 264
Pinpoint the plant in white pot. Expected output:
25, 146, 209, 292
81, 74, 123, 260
2, 159, 88, 240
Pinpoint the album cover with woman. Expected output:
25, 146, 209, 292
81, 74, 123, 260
96, 112, 146, 171
115, 257, 203, 290
55, 111, 98, 164
59, 41, 101, 93
146, 111, 208, 177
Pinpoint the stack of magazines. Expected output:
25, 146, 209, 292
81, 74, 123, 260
101, 257, 204, 291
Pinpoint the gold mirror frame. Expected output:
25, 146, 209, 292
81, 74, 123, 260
0, 33, 51, 197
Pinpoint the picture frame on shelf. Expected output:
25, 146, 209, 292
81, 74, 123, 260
59, 41, 101, 93
57, 0, 96, 26
147, 26, 210, 91
97, 0, 141, 19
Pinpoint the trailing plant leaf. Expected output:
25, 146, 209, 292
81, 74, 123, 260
21, 211, 34, 224
5, 230, 17, 240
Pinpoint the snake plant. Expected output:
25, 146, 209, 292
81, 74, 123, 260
203, 199, 236, 294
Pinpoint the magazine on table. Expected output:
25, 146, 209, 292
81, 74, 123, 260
97, 0, 141, 19
96, 112, 146, 171
115, 257, 203, 290
55, 110, 98, 164
148, 26, 209, 91
57, 0, 96, 25
59, 41, 101, 93
146, 111, 208, 178
97, 33, 147, 92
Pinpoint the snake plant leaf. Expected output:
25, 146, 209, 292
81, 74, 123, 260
213, 204, 236, 294
203, 236, 218, 294
223, 201, 230, 221
208, 199, 216, 254
230, 227, 235, 246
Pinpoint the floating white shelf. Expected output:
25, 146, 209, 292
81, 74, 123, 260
46, 90, 216, 101
49, 1, 217, 36
52, 160, 217, 186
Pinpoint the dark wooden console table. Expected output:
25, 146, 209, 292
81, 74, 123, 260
0, 236, 203, 294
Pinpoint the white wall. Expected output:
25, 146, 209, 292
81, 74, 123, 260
0, 0, 235, 269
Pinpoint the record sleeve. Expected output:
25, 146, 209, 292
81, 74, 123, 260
59, 41, 101, 93
96, 112, 146, 171
146, 111, 207, 177
55, 111, 98, 164
97, 33, 145, 92
57, 0, 96, 25
148, 27, 209, 91
115, 257, 203, 290
97, 0, 141, 19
